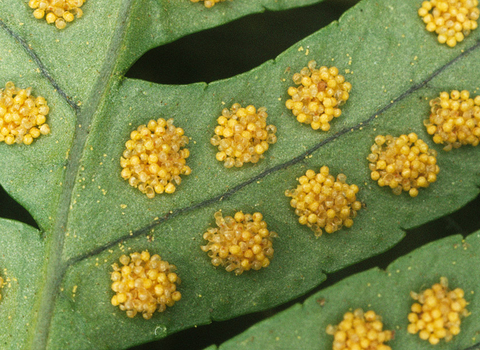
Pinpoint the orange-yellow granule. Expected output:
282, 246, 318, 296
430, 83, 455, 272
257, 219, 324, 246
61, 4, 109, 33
190, 0, 224, 8
418, 0, 479, 47
368, 133, 440, 197
285, 166, 361, 237
285, 60, 351, 131
0, 82, 51, 145
210, 104, 277, 168
111, 251, 181, 320
28, 0, 85, 29
425, 90, 480, 150
201, 211, 277, 275
120, 118, 191, 198
326, 309, 393, 350
407, 277, 469, 345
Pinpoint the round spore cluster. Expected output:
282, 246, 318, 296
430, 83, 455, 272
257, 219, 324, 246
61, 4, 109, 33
190, 0, 224, 8
425, 90, 480, 150
285, 166, 361, 237
418, 0, 479, 47
0, 82, 51, 145
110, 251, 181, 320
120, 118, 191, 198
210, 104, 277, 168
408, 277, 469, 345
29, 0, 85, 29
368, 133, 440, 197
326, 309, 393, 350
285, 60, 351, 131
201, 211, 277, 275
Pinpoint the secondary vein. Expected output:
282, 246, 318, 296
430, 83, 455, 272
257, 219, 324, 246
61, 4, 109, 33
0, 18, 79, 111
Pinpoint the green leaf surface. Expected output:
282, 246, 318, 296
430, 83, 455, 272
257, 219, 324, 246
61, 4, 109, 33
210, 230, 480, 350
0, 219, 45, 348
0, 0, 479, 349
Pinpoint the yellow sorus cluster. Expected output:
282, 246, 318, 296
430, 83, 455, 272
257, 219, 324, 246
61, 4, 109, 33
0, 82, 51, 145
210, 104, 277, 168
407, 277, 469, 345
285, 166, 361, 237
326, 309, 393, 350
368, 133, 440, 197
418, 0, 479, 47
0, 276, 3, 301
120, 118, 191, 198
190, 0, 224, 8
111, 251, 181, 320
285, 60, 351, 131
29, 0, 85, 29
425, 90, 480, 151
201, 211, 277, 275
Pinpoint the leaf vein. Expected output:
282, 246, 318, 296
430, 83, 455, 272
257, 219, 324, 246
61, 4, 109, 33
464, 342, 480, 350
0, 18, 79, 111
29, 0, 136, 347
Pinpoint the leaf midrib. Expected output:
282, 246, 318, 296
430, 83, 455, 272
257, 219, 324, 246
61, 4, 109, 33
67, 38, 480, 268
0, 0, 137, 348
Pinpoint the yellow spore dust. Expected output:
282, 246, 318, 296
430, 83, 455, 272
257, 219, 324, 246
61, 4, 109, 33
210, 104, 277, 168
425, 90, 480, 150
407, 277, 469, 345
28, 0, 85, 29
285, 166, 361, 237
190, 0, 225, 8
120, 118, 191, 198
285, 60, 351, 131
368, 133, 439, 197
0, 82, 51, 145
418, 0, 479, 47
201, 211, 277, 275
326, 309, 393, 350
110, 251, 181, 319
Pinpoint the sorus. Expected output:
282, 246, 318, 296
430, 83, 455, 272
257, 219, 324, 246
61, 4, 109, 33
120, 118, 191, 198
285, 166, 361, 237
326, 308, 393, 350
408, 277, 469, 345
418, 0, 479, 47
210, 104, 277, 168
110, 251, 181, 319
29, 0, 85, 29
0, 82, 51, 145
425, 90, 480, 150
285, 60, 351, 131
201, 211, 276, 275
368, 133, 439, 197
